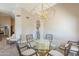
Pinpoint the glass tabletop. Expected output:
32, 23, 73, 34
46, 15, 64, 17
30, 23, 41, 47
33, 39, 50, 56
34, 40, 50, 50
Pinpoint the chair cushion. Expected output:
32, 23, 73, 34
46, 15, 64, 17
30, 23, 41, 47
65, 44, 69, 47
19, 43, 27, 48
49, 50, 64, 56
7, 38, 16, 41
30, 41, 37, 47
70, 46, 78, 51
7, 34, 16, 41
22, 49, 36, 56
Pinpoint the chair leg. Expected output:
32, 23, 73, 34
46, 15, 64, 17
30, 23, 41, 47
47, 53, 51, 56
36, 52, 38, 56
77, 51, 79, 56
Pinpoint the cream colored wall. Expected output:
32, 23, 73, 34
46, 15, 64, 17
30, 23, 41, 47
44, 6, 79, 44
15, 4, 79, 44
15, 7, 34, 42
15, 7, 45, 42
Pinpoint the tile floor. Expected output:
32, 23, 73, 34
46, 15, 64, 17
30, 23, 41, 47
0, 37, 19, 56
0, 36, 64, 56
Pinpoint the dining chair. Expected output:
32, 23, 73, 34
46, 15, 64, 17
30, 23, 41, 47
26, 34, 36, 48
45, 34, 53, 50
16, 41, 37, 56
45, 34, 64, 56
64, 41, 79, 56
45, 34, 53, 40
48, 50, 64, 56
26, 34, 33, 42
6, 33, 17, 45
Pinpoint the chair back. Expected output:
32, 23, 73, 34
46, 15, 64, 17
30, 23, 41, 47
26, 34, 33, 43
45, 34, 53, 41
45, 34, 53, 50
16, 41, 28, 56
64, 41, 79, 56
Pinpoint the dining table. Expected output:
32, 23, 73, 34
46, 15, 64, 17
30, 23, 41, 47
33, 39, 51, 56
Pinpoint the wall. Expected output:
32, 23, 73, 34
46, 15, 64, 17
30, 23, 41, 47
15, 4, 79, 44
0, 16, 11, 36
44, 6, 79, 44
0, 16, 11, 26
15, 6, 46, 42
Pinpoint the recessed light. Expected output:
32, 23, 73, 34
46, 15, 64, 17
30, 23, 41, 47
16, 15, 21, 17
26, 16, 30, 19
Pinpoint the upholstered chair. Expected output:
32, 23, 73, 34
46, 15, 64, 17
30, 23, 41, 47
16, 41, 37, 56
26, 34, 36, 48
48, 50, 64, 56
45, 34, 53, 50
64, 41, 79, 56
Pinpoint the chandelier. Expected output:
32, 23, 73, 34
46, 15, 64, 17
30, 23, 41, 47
20, 3, 56, 20
37, 3, 48, 19
35, 3, 56, 19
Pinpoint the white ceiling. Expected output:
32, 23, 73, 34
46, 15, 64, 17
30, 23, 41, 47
0, 3, 56, 18
0, 3, 79, 18
0, 3, 16, 16
17, 3, 56, 11
0, 3, 16, 11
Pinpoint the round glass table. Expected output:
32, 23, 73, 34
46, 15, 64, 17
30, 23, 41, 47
33, 40, 50, 56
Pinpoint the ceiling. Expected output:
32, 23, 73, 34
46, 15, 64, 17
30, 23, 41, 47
17, 3, 56, 12
0, 3, 79, 19
0, 3, 56, 18
0, 3, 16, 19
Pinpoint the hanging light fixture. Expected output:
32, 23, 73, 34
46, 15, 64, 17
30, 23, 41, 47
36, 3, 56, 19
37, 3, 48, 19
23, 3, 56, 19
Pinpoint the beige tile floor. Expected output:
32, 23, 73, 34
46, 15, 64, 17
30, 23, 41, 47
0, 37, 19, 56
0, 36, 64, 56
